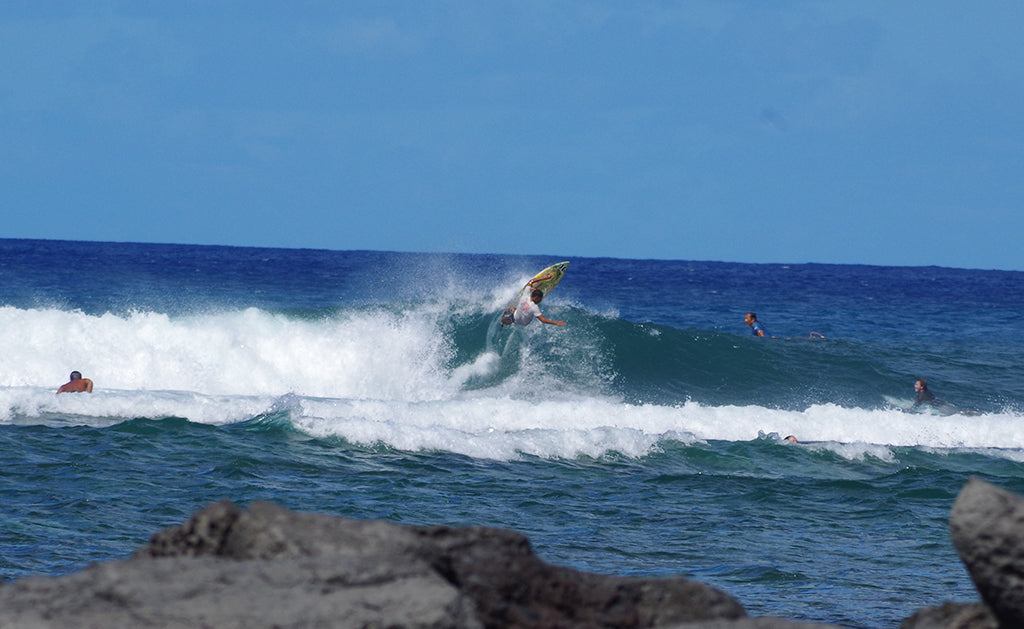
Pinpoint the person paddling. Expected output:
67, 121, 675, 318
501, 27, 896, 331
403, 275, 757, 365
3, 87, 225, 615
908, 378, 978, 415
57, 371, 94, 394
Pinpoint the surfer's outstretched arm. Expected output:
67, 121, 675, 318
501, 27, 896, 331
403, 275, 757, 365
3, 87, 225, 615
537, 315, 566, 326
527, 272, 554, 287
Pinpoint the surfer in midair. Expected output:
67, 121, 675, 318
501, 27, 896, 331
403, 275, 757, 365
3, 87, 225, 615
509, 289, 566, 327
501, 274, 566, 327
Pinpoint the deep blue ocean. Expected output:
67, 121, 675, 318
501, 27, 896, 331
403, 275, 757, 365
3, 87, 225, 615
3, 238, 1024, 628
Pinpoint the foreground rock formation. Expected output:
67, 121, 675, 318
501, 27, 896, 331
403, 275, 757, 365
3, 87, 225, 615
901, 477, 1024, 629
2, 477, 1024, 628
0, 499, 838, 629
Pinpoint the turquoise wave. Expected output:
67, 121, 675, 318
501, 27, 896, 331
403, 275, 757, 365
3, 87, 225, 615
449, 306, 1016, 413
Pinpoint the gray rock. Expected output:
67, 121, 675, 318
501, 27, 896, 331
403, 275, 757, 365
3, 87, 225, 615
899, 601, 998, 629
0, 499, 838, 629
950, 477, 1024, 627
667, 621, 842, 629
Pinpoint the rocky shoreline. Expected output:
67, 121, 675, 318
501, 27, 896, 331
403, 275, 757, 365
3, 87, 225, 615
0, 477, 1019, 628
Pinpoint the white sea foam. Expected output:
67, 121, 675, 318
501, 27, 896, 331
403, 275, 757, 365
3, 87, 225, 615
0, 305, 453, 399
289, 398, 1024, 460
4, 380, 1024, 460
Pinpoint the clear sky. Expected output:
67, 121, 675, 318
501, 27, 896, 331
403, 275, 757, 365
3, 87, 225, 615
3, 2, 1022, 270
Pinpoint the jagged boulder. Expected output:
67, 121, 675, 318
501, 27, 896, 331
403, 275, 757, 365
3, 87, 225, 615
900, 601, 997, 629
949, 477, 1024, 628
0, 500, 840, 628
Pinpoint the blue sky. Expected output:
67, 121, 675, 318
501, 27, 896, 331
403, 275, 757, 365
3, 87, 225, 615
3, 2, 1022, 270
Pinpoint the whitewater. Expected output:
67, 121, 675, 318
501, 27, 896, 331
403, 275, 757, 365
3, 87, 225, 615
5, 299, 1024, 459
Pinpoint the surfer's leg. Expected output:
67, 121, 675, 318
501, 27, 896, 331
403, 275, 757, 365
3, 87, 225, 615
500, 306, 515, 326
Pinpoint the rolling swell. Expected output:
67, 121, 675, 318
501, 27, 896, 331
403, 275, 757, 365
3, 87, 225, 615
447, 304, 1000, 412
586, 316, 900, 409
